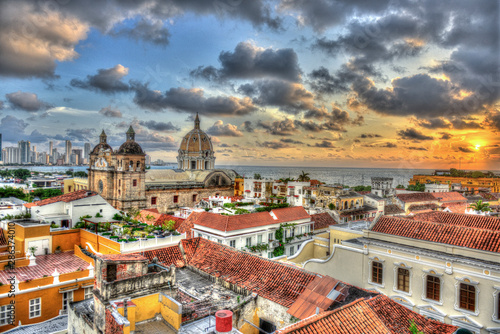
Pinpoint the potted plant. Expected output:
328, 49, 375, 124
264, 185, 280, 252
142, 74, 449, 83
55, 245, 62, 254
28, 246, 38, 257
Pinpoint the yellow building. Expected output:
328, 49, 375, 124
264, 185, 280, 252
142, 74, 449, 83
234, 177, 244, 196
63, 177, 89, 194
410, 174, 500, 193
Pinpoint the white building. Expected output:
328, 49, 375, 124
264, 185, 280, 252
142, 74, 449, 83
425, 183, 450, 193
285, 181, 310, 207
192, 206, 314, 258
26, 190, 119, 228
0, 197, 27, 218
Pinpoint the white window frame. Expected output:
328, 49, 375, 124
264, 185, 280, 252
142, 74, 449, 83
246, 237, 251, 247
257, 235, 262, 244
0, 305, 11, 325
268, 232, 273, 241
229, 240, 236, 248
393, 262, 412, 296
29, 298, 41, 319
492, 286, 500, 323
421, 269, 443, 305
84, 287, 93, 300
454, 276, 480, 316
289, 245, 295, 256
62, 291, 73, 314
368, 257, 385, 288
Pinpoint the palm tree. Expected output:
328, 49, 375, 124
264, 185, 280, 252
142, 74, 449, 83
469, 200, 492, 212
297, 171, 310, 182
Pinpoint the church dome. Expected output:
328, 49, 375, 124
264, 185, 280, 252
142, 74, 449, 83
116, 126, 144, 155
91, 130, 113, 154
180, 128, 213, 152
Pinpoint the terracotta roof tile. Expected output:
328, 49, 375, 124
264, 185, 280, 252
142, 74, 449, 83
310, 213, 336, 230
0, 251, 91, 284
138, 245, 185, 268
177, 211, 204, 238
441, 202, 468, 213
431, 191, 467, 203
25, 190, 97, 207
408, 203, 439, 212
181, 238, 317, 307
193, 207, 310, 232
396, 192, 437, 203
384, 204, 405, 215
287, 276, 339, 320
0, 229, 6, 246
372, 213, 500, 252
278, 295, 457, 334
98, 254, 147, 262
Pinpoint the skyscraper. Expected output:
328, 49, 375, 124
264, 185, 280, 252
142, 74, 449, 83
65, 140, 72, 164
84, 142, 91, 164
18, 140, 31, 164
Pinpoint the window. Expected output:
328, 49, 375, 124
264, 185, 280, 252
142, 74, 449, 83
62, 291, 73, 313
289, 246, 295, 256
426, 276, 441, 301
192, 194, 197, 202
229, 240, 236, 248
372, 262, 383, 285
151, 197, 157, 205
257, 235, 262, 243
459, 283, 476, 312
173, 195, 178, 203
397, 268, 410, 293
68, 186, 72, 192
84, 287, 93, 300
133, 179, 137, 187
0, 305, 11, 325
268, 233, 273, 241
268, 252, 273, 258
246, 237, 251, 247
29, 298, 41, 318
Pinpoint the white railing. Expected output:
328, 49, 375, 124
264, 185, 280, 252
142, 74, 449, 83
120, 233, 186, 253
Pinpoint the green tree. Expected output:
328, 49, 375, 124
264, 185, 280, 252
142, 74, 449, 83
74, 171, 88, 178
254, 173, 262, 180
65, 170, 74, 176
328, 203, 335, 210
32, 188, 63, 200
469, 200, 492, 212
12, 169, 31, 180
470, 171, 485, 178
408, 320, 424, 334
0, 187, 27, 200
164, 220, 176, 231
297, 171, 310, 182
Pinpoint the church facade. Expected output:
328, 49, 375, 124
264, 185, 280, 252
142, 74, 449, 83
88, 115, 237, 213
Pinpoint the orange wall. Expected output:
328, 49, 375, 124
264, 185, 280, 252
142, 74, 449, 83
0, 279, 93, 332
21, 225, 50, 239
79, 229, 120, 255
74, 244, 95, 267
51, 229, 80, 252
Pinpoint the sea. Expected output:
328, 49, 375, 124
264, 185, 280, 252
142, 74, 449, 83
17, 165, 435, 187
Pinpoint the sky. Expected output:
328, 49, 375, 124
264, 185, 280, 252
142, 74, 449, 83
0, 0, 499, 169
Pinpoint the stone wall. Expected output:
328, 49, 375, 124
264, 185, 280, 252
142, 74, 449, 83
146, 186, 233, 213
105, 308, 124, 334
238, 296, 293, 332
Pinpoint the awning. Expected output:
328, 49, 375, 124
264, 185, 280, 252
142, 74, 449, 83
59, 284, 79, 293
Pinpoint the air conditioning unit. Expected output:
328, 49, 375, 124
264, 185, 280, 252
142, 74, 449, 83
271, 241, 280, 248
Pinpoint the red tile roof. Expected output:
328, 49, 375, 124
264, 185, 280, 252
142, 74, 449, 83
0, 229, 7, 246
193, 207, 310, 232
25, 190, 97, 207
310, 180, 321, 186
384, 204, 405, 215
139, 245, 185, 268
366, 295, 457, 334
99, 254, 147, 262
0, 251, 91, 284
181, 238, 317, 307
311, 213, 336, 230
408, 203, 439, 212
441, 202, 468, 213
410, 211, 500, 230
396, 192, 437, 203
177, 211, 204, 238
372, 214, 500, 252
278, 295, 457, 334
287, 275, 339, 320
431, 191, 467, 203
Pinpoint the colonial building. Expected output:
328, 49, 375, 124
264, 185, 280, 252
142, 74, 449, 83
88, 115, 238, 212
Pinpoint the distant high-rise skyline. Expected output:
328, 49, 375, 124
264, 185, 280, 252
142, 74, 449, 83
65, 140, 72, 164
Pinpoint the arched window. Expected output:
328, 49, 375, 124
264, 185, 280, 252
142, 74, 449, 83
136, 161, 140, 169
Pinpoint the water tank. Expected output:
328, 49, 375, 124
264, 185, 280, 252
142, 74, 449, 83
215, 310, 233, 333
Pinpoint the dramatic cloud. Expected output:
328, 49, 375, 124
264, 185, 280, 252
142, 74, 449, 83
138, 120, 180, 132
257, 118, 298, 136
0, 115, 29, 141
486, 112, 500, 132
458, 146, 474, 153
256, 140, 292, 150
309, 140, 335, 148
242, 121, 254, 132
132, 83, 257, 116
110, 19, 170, 46
440, 132, 452, 140
280, 138, 303, 144
398, 128, 433, 141
206, 120, 243, 137
415, 118, 451, 129
66, 128, 96, 142
408, 146, 427, 151
71, 65, 130, 94
382, 142, 397, 148
359, 133, 382, 138
6, 91, 51, 112
99, 106, 123, 118
192, 42, 301, 82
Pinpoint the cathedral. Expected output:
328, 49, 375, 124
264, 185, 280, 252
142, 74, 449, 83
88, 114, 237, 213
